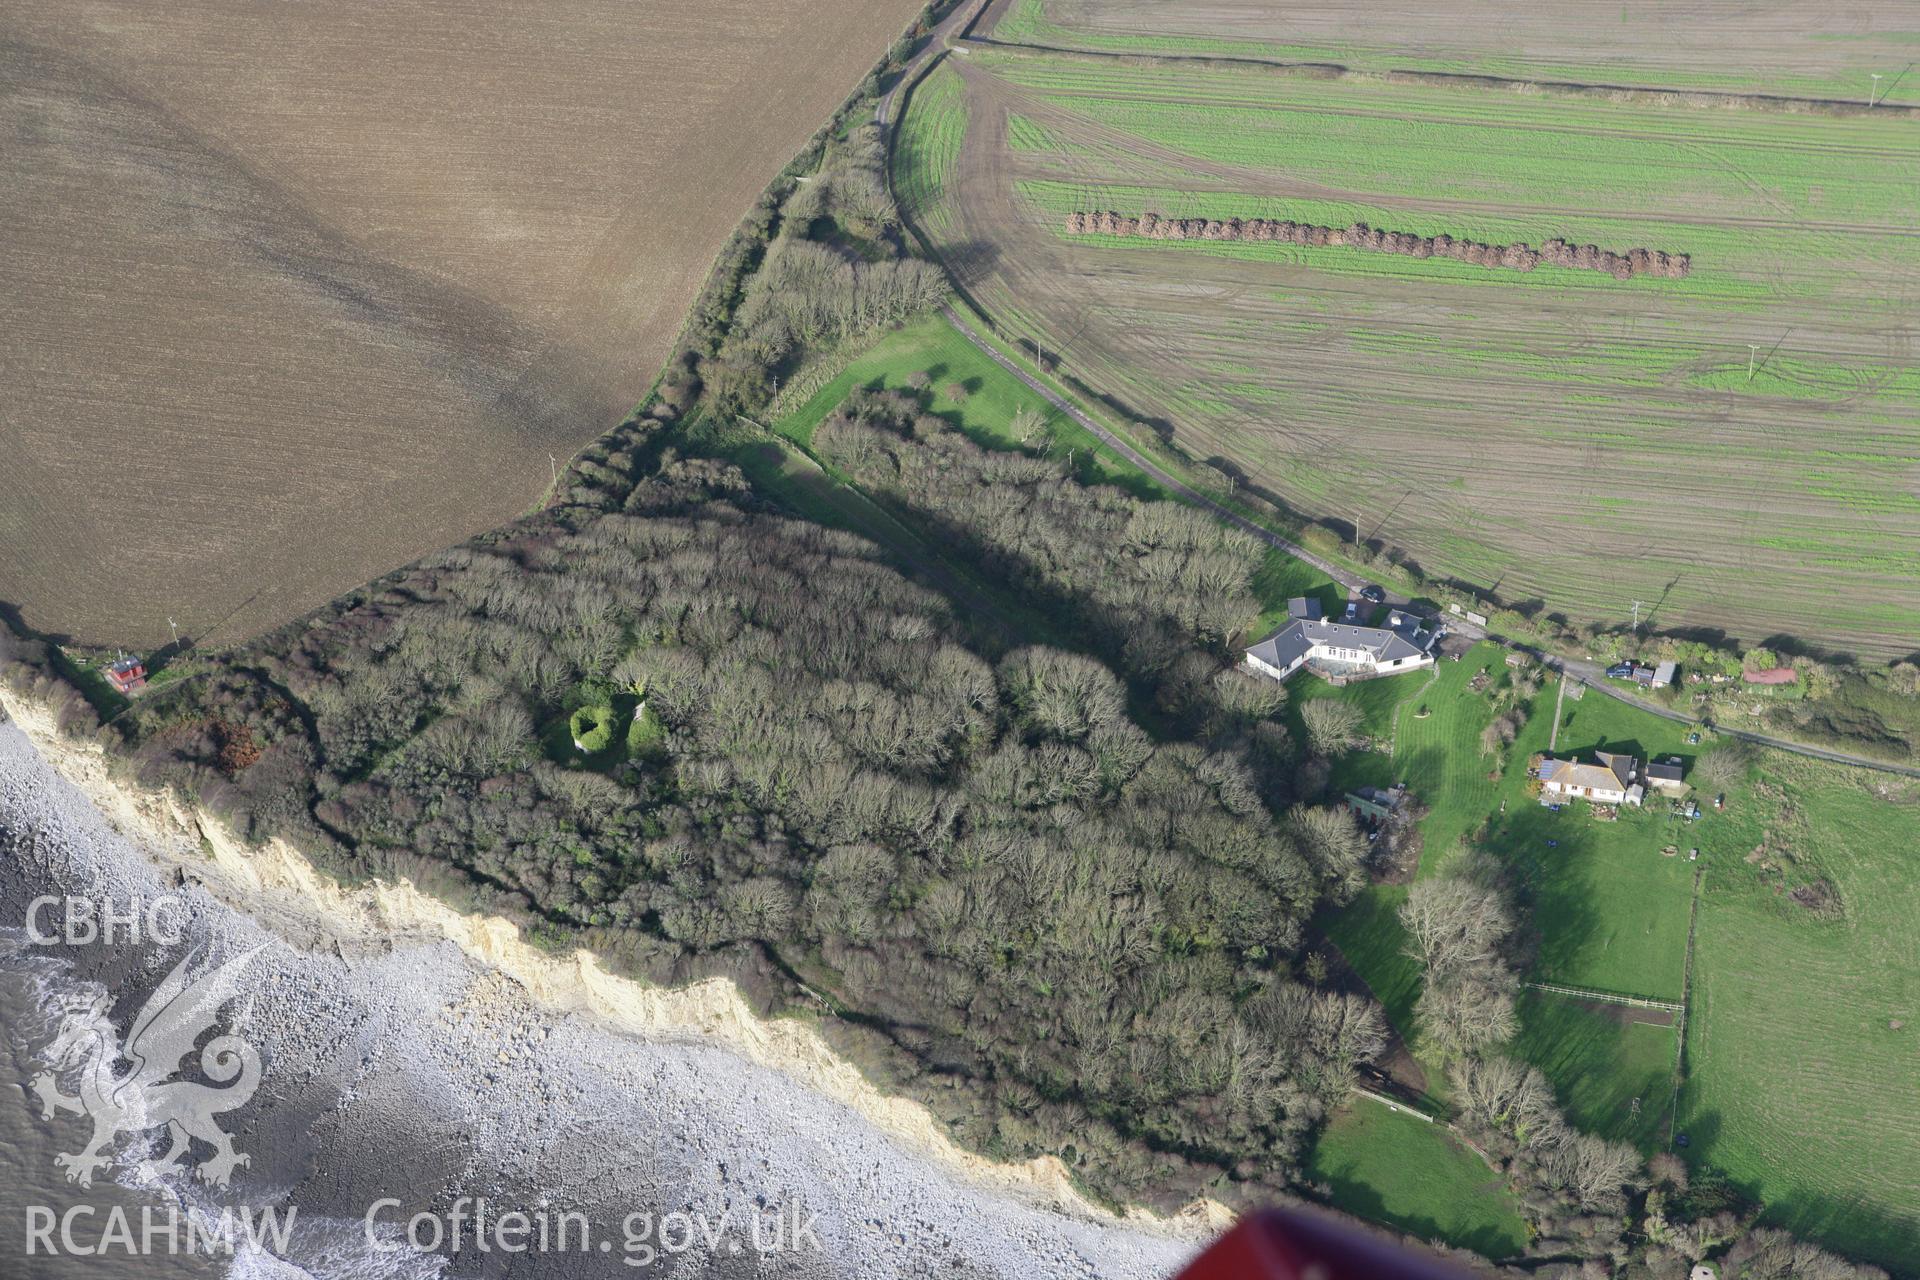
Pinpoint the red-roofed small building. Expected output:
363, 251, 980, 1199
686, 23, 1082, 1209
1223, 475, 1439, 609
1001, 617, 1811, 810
104, 657, 147, 695
1743, 666, 1796, 686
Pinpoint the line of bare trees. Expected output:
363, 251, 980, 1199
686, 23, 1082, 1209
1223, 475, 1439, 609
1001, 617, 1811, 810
1400, 852, 1649, 1255
1063, 210, 1691, 280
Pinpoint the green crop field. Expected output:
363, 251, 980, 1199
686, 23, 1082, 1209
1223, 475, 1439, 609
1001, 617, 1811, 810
987, 0, 1920, 105
1307, 1096, 1530, 1259
892, 62, 968, 235
903, 43, 1920, 655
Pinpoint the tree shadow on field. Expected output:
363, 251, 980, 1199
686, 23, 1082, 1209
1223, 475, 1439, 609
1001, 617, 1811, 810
1673, 1107, 1721, 1157
1514, 991, 1671, 1150
940, 239, 1002, 289
1482, 803, 1607, 988
0, 600, 71, 648
1665, 624, 1731, 650
1681, 1101, 1920, 1275
1757, 1187, 1920, 1279
1761, 631, 1859, 667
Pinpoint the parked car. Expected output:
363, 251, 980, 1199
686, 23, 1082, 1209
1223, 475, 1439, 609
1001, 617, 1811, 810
1605, 663, 1636, 680
1360, 584, 1387, 604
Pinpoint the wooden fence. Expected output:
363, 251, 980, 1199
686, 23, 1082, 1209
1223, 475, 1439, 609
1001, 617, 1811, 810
1523, 980, 1682, 1013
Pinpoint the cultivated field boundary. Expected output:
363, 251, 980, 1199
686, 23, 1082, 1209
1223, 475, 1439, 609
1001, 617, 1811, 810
960, 30, 1920, 119
1666, 867, 1706, 1150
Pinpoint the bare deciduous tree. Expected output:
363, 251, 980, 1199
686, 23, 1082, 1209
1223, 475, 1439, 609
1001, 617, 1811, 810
1289, 805, 1368, 901
1300, 698, 1364, 756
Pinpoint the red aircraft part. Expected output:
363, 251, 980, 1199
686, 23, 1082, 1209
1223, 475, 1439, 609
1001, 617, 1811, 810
1176, 1208, 1477, 1280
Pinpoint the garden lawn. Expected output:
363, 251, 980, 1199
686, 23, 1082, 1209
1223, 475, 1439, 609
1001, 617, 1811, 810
1486, 686, 1698, 1001
1391, 644, 1505, 863
1511, 989, 1676, 1151
1307, 1096, 1529, 1259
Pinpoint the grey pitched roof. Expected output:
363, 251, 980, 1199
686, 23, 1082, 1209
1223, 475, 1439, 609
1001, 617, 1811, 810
1247, 616, 1433, 670
1287, 595, 1324, 620
1248, 620, 1315, 671
1595, 751, 1638, 787
1646, 761, 1685, 782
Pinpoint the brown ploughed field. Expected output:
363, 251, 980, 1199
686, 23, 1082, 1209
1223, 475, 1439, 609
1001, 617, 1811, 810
1, 0, 920, 647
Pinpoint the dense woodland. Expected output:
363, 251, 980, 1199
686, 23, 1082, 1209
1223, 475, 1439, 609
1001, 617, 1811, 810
687, 124, 951, 424
60, 437, 1380, 1210
814, 390, 1287, 729
1, 20, 1902, 1268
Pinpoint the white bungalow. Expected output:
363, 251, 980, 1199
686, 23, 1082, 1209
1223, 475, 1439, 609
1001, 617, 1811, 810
1245, 609, 1438, 684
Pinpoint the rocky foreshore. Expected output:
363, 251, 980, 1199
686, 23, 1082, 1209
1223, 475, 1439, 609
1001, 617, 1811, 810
0, 694, 1209, 1279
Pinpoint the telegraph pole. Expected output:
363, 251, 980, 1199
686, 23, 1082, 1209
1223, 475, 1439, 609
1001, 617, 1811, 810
1746, 344, 1759, 382
549, 453, 558, 487
167, 616, 179, 651
1631, 600, 1645, 633
1870, 73, 1884, 107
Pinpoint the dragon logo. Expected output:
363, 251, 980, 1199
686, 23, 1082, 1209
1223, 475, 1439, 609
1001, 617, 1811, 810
30, 945, 265, 1188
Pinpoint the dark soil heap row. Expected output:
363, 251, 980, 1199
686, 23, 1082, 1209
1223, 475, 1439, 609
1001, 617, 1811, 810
1063, 211, 1690, 279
